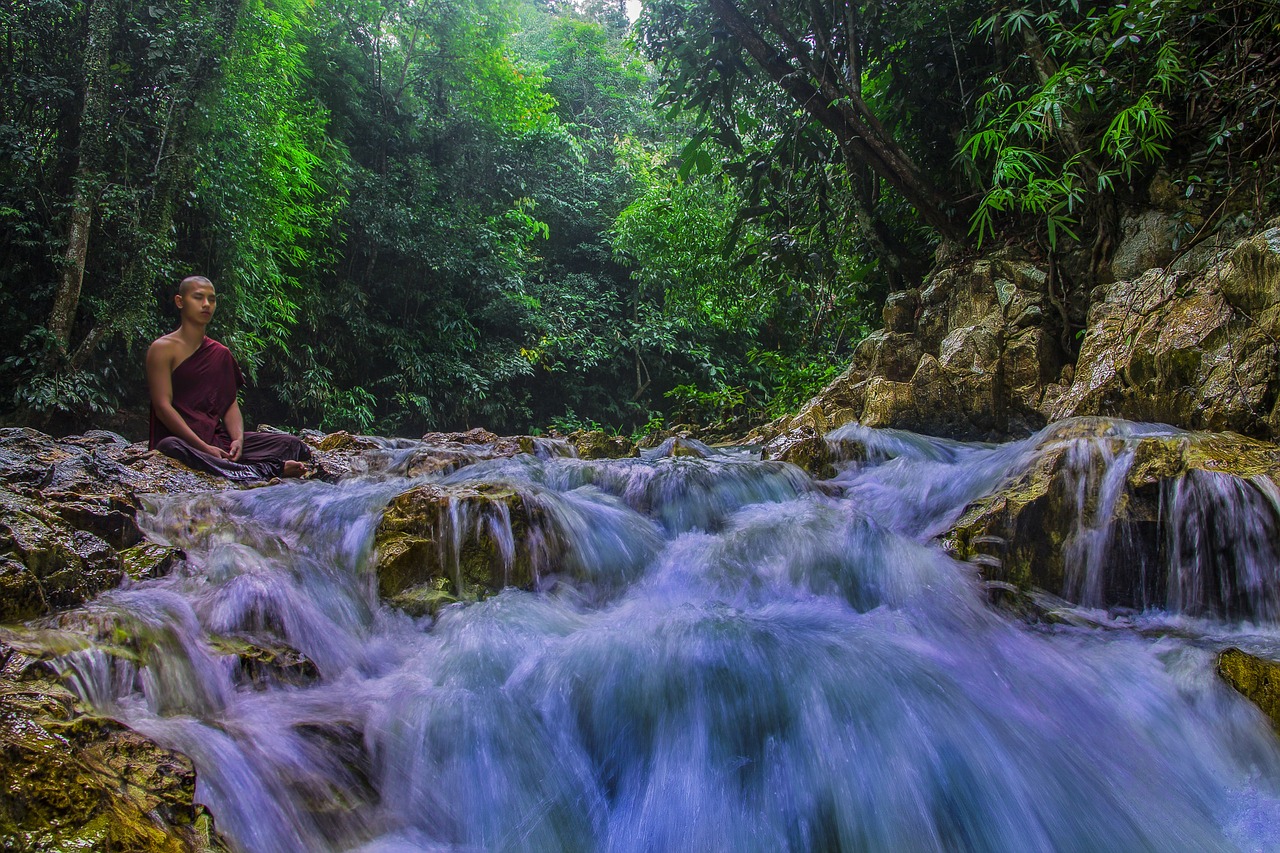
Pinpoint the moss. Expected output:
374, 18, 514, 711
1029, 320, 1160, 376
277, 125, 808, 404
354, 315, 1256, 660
1217, 648, 1280, 734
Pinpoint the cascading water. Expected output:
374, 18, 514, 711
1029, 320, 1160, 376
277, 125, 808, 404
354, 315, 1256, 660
41, 418, 1280, 852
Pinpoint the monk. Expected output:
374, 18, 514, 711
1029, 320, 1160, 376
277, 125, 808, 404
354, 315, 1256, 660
147, 275, 311, 481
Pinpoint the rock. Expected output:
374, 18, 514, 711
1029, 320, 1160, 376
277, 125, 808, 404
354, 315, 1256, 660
314, 430, 380, 453
120, 542, 186, 582
568, 430, 639, 459
207, 635, 319, 689
1217, 648, 1280, 734
0, 639, 229, 851
760, 426, 834, 476
1053, 226, 1280, 440
375, 484, 557, 602
1110, 210, 1179, 281
0, 487, 124, 622
394, 429, 532, 477
944, 419, 1280, 619
767, 255, 1061, 442
882, 288, 920, 332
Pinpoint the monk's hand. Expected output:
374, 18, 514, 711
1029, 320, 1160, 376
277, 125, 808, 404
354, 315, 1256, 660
229, 438, 243, 461
202, 442, 229, 459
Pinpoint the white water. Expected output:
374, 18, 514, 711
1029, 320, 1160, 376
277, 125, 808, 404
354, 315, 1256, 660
49, 419, 1280, 852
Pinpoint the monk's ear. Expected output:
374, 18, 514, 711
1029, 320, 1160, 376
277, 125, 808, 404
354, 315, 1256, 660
173, 293, 183, 310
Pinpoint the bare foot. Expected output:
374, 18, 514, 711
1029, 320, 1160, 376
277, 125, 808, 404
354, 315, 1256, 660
282, 460, 307, 478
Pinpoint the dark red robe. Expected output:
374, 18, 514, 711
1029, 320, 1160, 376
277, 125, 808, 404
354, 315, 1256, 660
149, 337, 243, 451
149, 337, 309, 480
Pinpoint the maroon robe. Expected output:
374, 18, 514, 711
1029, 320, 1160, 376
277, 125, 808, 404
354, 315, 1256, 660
150, 337, 243, 451
150, 337, 309, 480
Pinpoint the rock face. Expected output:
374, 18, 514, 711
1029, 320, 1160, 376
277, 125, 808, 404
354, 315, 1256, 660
1050, 227, 1280, 439
944, 419, 1280, 621
772, 253, 1064, 440
772, 221, 1280, 445
0, 640, 227, 851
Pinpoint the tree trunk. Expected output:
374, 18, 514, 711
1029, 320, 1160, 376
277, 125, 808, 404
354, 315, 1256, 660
46, 0, 115, 359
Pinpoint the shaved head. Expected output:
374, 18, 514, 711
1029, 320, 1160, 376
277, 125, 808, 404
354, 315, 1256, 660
178, 275, 214, 297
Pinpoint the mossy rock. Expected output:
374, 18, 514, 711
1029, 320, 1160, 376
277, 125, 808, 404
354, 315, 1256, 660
207, 634, 319, 689
1217, 648, 1280, 734
945, 420, 1280, 613
120, 543, 186, 582
375, 483, 559, 603
0, 642, 229, 852
0, 487, 124, 622
568, 430, 638, 460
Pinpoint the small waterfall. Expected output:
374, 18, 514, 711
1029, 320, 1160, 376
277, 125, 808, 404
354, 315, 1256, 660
1164, 470, 1280, 620
34, 418, 1280, 853
1059, 430, 1138, 608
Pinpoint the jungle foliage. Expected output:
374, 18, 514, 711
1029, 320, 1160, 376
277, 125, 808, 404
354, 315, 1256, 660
1, 0, 1277, 436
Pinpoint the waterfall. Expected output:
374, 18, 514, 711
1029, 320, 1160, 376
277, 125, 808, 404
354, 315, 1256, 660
42, 419, 1280, 852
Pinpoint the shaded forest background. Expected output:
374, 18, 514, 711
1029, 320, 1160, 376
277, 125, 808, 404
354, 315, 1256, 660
2, 0, 1277, 438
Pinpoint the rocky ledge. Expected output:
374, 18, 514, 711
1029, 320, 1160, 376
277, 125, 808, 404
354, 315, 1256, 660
768, 220, 1280, 444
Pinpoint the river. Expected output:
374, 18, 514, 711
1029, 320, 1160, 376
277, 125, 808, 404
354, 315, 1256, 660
51, 419, 1280, 852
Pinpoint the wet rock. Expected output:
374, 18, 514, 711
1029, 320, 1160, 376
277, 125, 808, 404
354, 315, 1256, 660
313, 430, 381, 453
375, 484, 557, 602
0, 487, 124, 622
760, 426, 835, 476
0, 639, 228, 851
1217, 648, 1280, 734
207, 634, 319, 689
568, 430, 638, 460
945, 420, 1280, 619
395, 429, 531, 477
120, 542, 186, 582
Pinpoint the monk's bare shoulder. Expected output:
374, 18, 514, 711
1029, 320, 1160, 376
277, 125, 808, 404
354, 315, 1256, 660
146, 333, 184, 373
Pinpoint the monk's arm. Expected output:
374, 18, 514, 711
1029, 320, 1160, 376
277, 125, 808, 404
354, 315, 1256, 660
223, 399, 245, 460
146, 342, 228, 458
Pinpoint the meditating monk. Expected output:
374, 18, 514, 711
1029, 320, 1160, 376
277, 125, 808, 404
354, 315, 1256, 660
147, 275, 311, 481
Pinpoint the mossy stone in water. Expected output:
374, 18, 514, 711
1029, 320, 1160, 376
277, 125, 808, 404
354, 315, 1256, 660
375, 483, 558, 603
1217, 648, 1280, 734
0, 644, 228, 851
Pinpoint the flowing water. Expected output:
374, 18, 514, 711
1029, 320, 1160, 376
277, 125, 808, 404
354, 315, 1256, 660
46, 419, 1280, 852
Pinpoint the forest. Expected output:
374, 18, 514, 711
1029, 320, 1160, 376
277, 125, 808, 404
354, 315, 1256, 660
1, 0, 1276, 438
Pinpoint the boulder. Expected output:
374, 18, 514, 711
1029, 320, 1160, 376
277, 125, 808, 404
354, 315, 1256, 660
375, 484, 558, 606
1217, 648, 1280, 734
767, 254, 1062, 441
1052, 225, 1280, 440
568, 430, 639, 460
760, 425, 835, 476
0, 487, 124, 622
0, 640, 227, 851
944, 419, 1280, 620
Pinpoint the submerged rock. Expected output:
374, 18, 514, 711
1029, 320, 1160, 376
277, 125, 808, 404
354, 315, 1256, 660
945, 419, 1280, 620
0, 639, 228, 851
1217, 648, 1280, 734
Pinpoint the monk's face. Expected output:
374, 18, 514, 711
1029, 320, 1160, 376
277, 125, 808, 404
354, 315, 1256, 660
176, 281, 217, 327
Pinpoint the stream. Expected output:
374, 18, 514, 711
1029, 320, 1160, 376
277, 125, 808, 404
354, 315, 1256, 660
49, 419, 1280, 852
